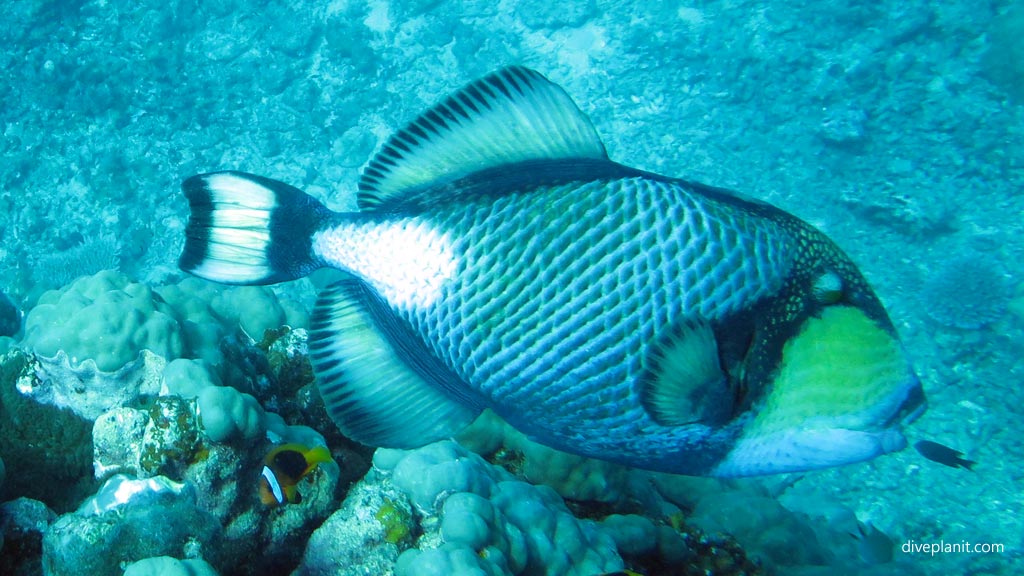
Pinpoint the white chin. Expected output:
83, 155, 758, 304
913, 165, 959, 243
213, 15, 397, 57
710, 427, 907, 477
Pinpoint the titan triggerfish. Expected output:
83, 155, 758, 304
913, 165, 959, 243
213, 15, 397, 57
179, 66, 925, 476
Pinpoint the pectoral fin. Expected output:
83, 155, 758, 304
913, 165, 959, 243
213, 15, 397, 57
640, 320, 732, 427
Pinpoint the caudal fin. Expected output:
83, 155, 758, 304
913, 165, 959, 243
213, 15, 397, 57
179, 171, 332, 285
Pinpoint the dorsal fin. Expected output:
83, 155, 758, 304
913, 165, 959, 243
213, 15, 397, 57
357, 66, 608, 210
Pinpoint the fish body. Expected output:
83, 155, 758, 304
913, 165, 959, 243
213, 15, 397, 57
181, 67, 925, 476
259, 443, 332, 506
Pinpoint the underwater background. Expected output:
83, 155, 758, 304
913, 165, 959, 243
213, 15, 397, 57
0, 0, 1022, 575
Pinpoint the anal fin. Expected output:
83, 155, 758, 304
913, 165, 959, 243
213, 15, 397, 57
309, 279, 479, 448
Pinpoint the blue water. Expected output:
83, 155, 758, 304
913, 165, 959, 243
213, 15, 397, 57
0, 1, 1021, 575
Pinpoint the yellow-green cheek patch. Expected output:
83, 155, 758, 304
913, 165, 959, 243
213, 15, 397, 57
749, 306, 908, 435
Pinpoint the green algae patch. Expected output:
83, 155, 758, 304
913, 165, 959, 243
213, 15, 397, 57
375, 497, 415, 546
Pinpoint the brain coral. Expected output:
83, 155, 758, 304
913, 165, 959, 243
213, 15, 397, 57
23, 270, 184, 372
921, 255, 1010, 329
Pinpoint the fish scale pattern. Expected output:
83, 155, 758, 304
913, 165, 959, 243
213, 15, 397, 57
405, 176, 793, 451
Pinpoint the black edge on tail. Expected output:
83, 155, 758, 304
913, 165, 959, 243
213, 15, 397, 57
179, 171, 334, 285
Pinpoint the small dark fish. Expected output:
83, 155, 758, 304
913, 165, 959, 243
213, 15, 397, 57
914, 440, 975, 470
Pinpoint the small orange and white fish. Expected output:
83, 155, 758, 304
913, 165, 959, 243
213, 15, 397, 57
258, 443, 332, 506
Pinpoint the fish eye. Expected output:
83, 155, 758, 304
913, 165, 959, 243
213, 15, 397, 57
812, 271, 844, 304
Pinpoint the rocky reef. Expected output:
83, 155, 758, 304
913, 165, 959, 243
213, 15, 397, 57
0, 270, 775, 576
